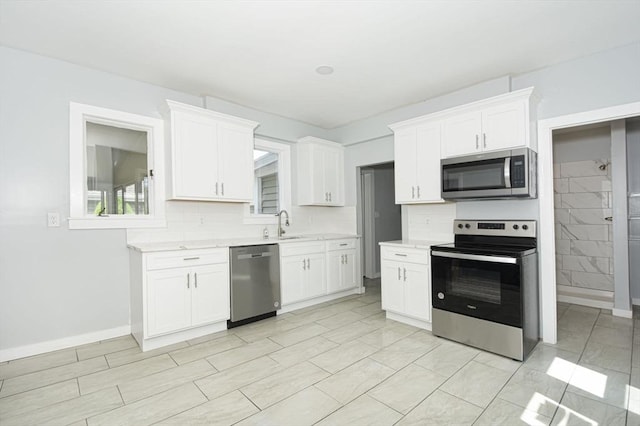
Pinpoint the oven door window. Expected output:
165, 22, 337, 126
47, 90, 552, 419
431, 255, 521, 327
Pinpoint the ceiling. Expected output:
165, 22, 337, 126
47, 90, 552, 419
1, 1, 639, 129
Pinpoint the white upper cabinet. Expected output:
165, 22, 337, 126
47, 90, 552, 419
390, 119, 443, 204
441, 87, 535, 158
166, 100, 259, 202
296, 136, 344, 206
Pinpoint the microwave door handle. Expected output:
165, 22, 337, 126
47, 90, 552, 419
431, 250, 517, 264
504, 157, 511, 188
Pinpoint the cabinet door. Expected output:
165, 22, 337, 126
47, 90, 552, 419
280, 255, 306, 305
341, 250, 358, 291
172, 111, 219, 199
305, 253, 327, 299
415, 123, 443, 202
481, 101, 526, 152
404, 264, 431, 322
381, 260, 404, 313
217, 124, 253, 201
394, 129, 417, 203
326, 251, 343, 294
191, 263, 230, 326
323, 147, 344, 206
147, 268, 192, 336
442, 111, 482, 158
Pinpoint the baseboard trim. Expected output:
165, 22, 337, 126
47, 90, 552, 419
0, 325, 132, 363
612, 308, 633, 318
557, 285, 614, 310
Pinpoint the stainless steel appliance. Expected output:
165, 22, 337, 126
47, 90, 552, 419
229, 244, 281, 328
430, 220, 538, 360
441, 148, 537, 200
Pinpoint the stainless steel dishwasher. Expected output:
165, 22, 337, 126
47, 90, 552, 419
228, 244, 281, 328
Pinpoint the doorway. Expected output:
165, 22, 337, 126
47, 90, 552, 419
538, 101, 640, 344
359, 162, 402, 280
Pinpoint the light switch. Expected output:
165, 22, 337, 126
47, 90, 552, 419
47, 212, 60, 227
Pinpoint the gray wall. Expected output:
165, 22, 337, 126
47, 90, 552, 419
0, 46, 202, 351
373, 165, 402, 273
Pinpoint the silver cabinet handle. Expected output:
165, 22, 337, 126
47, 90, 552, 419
398, 267, 401, 280
329, 192, 332, 202
302, 259, 306, 270
483, 133, 487, 148
475, 134, 479, 149
403, 268, 407, 282
307, 258, 311, 269
340, 243, 348, 246
417, 186, 420, 198
394, 253, 407, 257
186, 273, 190, 289
605, 216, 613, 221
341, 254, 344, 264
344, 255, 348, 264
183, 257, 200, 261
325, 192, 328, 202
215, 182, 219, 195
411, 186, 415, 199
221, 182, 224, 196
194, 272, 198, 288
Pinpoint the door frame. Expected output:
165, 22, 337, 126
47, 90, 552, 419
538, 101, 640, 344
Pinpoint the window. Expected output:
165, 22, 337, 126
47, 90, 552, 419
69, 102, 166, 229
245, 138, 291, 224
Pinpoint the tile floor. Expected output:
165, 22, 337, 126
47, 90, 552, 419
0, 279, 638, 425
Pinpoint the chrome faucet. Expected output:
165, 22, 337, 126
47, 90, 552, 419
276, 209, 290, 238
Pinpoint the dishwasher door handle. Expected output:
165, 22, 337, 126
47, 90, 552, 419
237, 252, 274, 260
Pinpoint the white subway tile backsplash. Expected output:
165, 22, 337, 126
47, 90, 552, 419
555, 255, 563, 270
553, 163, 560, 177
562, 255, 609, 274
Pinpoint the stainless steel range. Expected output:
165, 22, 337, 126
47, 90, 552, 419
430, 219, 539, 361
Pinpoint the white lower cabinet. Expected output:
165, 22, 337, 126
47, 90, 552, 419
280, 242, 327, 306
380, 245, 431, 326
130, 247, 230, 351
326, 239, 358, 294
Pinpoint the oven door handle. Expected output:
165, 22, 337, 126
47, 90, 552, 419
431, 250, 517, 264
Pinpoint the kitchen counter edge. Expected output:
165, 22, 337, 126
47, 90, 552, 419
379, 240, 451, 250
128, 234, 361, 253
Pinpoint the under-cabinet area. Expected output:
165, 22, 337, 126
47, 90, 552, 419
129, 235, 362, 351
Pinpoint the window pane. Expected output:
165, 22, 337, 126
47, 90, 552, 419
85, 123, 148, 216
251, 148, 279, 214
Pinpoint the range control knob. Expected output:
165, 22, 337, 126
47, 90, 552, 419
437, 292, 445, 300
513, 224, 519, 230
465, 224, 471, 229
522, 224, 529, 230
457, 223, 463, 229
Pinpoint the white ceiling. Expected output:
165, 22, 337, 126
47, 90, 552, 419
1, 1, 639, 129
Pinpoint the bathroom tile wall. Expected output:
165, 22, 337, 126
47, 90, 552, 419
554, 160, 613, 292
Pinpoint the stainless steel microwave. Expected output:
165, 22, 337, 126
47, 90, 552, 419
441, 148, 537, 200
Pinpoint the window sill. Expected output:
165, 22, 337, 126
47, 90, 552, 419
68, 217, 167, 230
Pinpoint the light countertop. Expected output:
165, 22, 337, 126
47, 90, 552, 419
128, 233, 360, 253
379, 239, 451, 249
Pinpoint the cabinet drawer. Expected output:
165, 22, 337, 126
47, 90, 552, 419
146, 249, 228, 270
279, 241, 326, 257
326, 239, 356, 251
381, 246, 429, 265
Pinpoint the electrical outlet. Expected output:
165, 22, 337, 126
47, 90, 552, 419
47, 212, 60, 227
